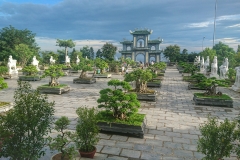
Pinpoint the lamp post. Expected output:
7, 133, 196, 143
213, 0, 218, 47
202, 37, 205, 51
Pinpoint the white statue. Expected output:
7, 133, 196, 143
194, 56, 200, 65
50, 56, 56, 64
7, 55, 18, 75
65, 55, 70, 63
232, 66, 240, 92
76, 55, 80, 65
200, 57, 205, 73
85, 56, 88, 60
204, 56, 210, 75
219, 57, 229, 79
210, 56, 219, 78
31, 56, 40, 71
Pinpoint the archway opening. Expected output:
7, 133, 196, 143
151, 46, 156, 50
137, 39, 145, 48
150, 57, 156, 63
135, 53, 145, 64
127, 46, 131, 51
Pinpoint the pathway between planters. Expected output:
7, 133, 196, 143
1, 66, 240, 160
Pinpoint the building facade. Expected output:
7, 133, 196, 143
119, 29, 163, 63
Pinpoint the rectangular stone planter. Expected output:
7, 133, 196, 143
137, 92, 157, 101
97, 117, 146, 138
19, 76, 41, 81
38, 85, 70, 95
94, 74, 111, 78
193, 94, 233, 108
73, 78, 96, 84
147, 81, 161, 88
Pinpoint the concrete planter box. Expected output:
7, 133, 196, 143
0, 102, 13, 113
38, 85, 70, 95
97, 116, 146, 138
188, 83, 205, 90
136, 92, 157, 101
94, 74, 111, 78
147, 81, 161, 88
73, 78, 96, 84
19, 75, 41, 81
193, 94, 233, 108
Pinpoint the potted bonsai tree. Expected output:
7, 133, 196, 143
72, 58, 96, 84
94, 58, 111, 78
38, 64, 70, 94
19, 65, 41, 81
0, 81, 55, 160
74, 107, 99, 158
198, 116, 237, 160
48, 116, 76, 160
0, 66, 10, 79
124, 68, 156, 101
146, 62, 166, 87
97, 79, 146, 138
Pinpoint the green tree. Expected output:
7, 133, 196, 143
41, 64, 65, 86
163, 45, 180, 62
80, 46, 90, 59
72, 58, 94, 78
0, 81, 55, 160
96, 49, 102, 58
70, 48, 82, 64
101, 43, 117, 61
95, 58, 108, 74
199, 48, 217, 64
0, 25, 39, 62
90, 47, 94, 59
15, 43, 34, 67
56, 39, 75, 58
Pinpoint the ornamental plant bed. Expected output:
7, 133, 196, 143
93, 73, 111, 78
147, 80, 161, 88
19, 75, 41, 81
73, 77, 96, 84
97, 111, 146, 138
37, 84, 70, 95
193, 93, 233, 108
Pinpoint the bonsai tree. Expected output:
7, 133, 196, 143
41, 64, 65, 86
22, 65, 38, 76
108, 60, 120, 73
183, 63, 199, 75
0, 81, 55, 159
0, 77, 8, 90
72, 58, 94, 78
74, 107, 99, 157
198, 116, 236, 160
147, 62, 166, 81
95, 58, 108, 74
227, 68, 236, 82
190, 73, 207, 83
97, 79, 140, 120
124, 68, 153, 93
0, 66, 8, 77
48, 116, 76, 160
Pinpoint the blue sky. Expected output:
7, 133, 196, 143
0, 0, 239, 55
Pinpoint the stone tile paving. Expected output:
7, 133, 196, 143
0, 68, 240, 160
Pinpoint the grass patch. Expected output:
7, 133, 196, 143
97, 110, 145, 126
38, 84, 67, 88
194, 93, 232, 100
0, 102, 10, 108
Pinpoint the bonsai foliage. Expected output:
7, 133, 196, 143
74, 107, 99, 152
97, 79, 140, 120
0, 77, 8, 90
147, 62, 166, 80
196, 77, 230, 90
0, 66, 8, 77
198, 116, 236, 160
183, 63, 199, 75
48, 116, 76, 160
41, 64, 65, 86
0, 81, 55, 160
95, 58, 108, 74
22, 65, 38, 76
190, 73, 207, 83
124, 69, 152, 93
227, 68, 236, 81
72, 58, 93, 78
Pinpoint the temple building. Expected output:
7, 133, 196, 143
119, 29, 163, 63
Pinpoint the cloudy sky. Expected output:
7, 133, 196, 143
0, 0, 240, 55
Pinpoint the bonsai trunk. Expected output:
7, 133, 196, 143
49, 77, 59, 86
135, 80, 148, 93
79, 70, 87, 78
114, 65, 119, 73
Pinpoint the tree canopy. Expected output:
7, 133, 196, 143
56, 39, 75, 57
163, 45, 180, 62
101, 43, 117, 61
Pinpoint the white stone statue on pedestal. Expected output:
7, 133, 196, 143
50, 56, 56, 64
219, 57, 229, 79
65, 55, 71, 67
86, 56, 88, 60
232, 66, 240, 92
210, 56, 219, 78
31, 56, 40, 71
194, 56, 200, 65
76, 55, 80, 65
7, 55, 18, 75
200, 57, 205, 73
204, 56, 210, 75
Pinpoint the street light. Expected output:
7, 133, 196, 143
202, 37, 205, 51
213, 0, 218, 47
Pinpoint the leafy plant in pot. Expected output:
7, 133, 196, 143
74, 107, 99, 158
48, 116, 76, 160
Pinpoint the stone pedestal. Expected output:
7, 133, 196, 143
232, 85, 240, 92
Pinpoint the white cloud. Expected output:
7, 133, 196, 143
185, 21, 213, 28
217, 14, 240, 21
226, 24, 240, 28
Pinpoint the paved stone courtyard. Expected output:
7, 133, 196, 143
1, 66, 240, 160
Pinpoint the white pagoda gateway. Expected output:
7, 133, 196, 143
119, 29, 163, 63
